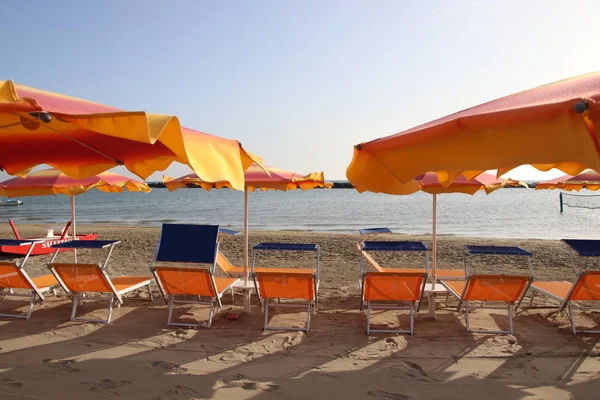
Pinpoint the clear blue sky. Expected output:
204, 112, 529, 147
1, 0, 599, 182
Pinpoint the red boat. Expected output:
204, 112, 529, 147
1, 219, 98, 256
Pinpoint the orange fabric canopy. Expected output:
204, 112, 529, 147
347, 72, 600, 194
0, 80, 261, 190
0, 168, 151, 197
536, 170, 600, 191
163, 163, 332, 192
417, 172, 527, 195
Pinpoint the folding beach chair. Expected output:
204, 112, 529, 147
48, 240, 153, 324
0, 239, 59, 319
151, 224, 239, 328
361, 271, 428, 335
440, 245, 534, 335
251, 243, 320, 332
529, 239, 600, 334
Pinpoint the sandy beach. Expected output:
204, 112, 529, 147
1, 224, 599, 399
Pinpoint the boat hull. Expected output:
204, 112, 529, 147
0, 233, 99, 255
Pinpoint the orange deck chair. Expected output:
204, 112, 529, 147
151, 224, 238, 328
48, 240, 153, 324
251, 242, 320, 332
440, 245, 534, 335
0, 239, 59, 319
529, 239, 600, 334
361, 271, 428, 335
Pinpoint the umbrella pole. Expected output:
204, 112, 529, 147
71, 196, 77, 263
243, 186, 250, 313
429, 194, 437, 318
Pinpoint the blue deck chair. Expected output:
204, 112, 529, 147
150, 224, 239, 328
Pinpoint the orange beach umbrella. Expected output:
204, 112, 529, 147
164, 164, 332, 312
347, 72, 600, 193
0, 168, 151, 261
535, 170, 600, 191
0, 80, 261, 190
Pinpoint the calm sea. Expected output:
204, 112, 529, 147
1, 188, 599, 240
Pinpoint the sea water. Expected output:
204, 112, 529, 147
1, 188, 598, 240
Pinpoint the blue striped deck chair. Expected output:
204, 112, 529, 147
150, 224, 239, 328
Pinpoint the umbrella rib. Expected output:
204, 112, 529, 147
3, 112, 124, 165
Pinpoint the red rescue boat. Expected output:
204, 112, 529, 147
0, 219, 98, 255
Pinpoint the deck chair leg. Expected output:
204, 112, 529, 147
508, 304, 514, 335
70, 294, 79, 321
105, 294, 115, 324
147, 284, 154, 302
167, 295, 175, 326
464, 301, 470, 332
366, 301, 371, 335
569, 303, 577, 334
231, 287, 235, 303
207, 299, 215, 328
306, 301, 311, 333
411, 302, 416, 335
25, 291, 36, 321
263, 298, 269, 331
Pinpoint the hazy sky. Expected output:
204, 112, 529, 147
1, 1, 599, 182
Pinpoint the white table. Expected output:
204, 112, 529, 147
424, 283, 448, 318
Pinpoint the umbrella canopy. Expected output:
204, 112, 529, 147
0, 168, 151, 261
347, 72, 600, 193
163, 164, 332, 312
164, 163, 332, 191
0, 80, 261, 190
0, 168, 151, 197
535, 170, 600, 191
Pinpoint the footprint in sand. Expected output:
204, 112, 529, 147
150, 361, 189, 374
42, 358, 82, 373
367, 390, 411, 400
216, 376, 280, 392
2, 378, 24, 388
149, 384, 200, 400
392, 361, 437, 383
81, 379, 131, 397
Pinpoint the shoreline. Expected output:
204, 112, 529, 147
1, 221, 576, 241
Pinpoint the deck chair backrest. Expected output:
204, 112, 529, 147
49, 263, 115, 294
216, 252, 236, 273
568, 271, 600, 301
255, 271, 315, 300
463, 275, 530, 302
8, 219, 22, 240
154, 267, 218, 297
155, 224, 219, 264
363, 272, 426, 302
0, 262, 34, 290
